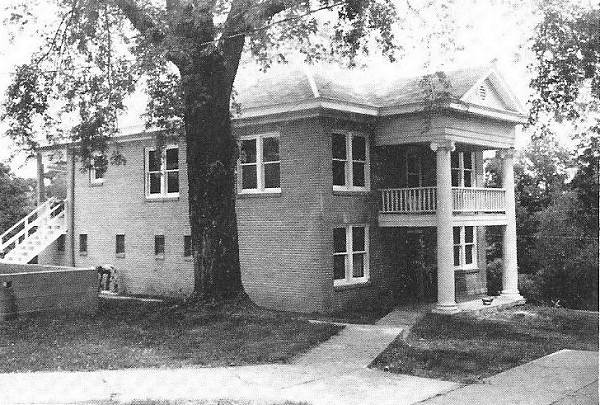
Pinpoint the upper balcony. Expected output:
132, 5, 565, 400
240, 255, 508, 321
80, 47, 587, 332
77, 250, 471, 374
378, 186, 509, 227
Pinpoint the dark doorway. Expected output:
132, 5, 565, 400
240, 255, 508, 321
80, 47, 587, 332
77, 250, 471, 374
405, 229, 437, 303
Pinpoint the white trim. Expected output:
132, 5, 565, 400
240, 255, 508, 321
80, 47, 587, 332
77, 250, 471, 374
451, 151, 475, 188
238, 132, 281, 194
332, 131, 370, 192
145, 145, 180, 199
304, 68, 320, 98
333, 225, 370, 287
453, 225, 478, 270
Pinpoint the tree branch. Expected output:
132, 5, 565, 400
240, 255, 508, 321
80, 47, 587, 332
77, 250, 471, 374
110, 0, 159, 35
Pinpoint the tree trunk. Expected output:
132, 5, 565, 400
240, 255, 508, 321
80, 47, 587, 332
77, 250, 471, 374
181, 54, 243, 299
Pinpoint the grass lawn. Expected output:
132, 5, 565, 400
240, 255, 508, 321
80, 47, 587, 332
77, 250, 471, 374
0, 297, 341, 373
371, 304, 599, 383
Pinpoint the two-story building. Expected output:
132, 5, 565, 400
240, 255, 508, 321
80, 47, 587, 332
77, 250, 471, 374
0, 63, 526, 313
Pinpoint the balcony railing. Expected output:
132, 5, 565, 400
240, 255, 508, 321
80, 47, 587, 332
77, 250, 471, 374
380, 187, 506, 214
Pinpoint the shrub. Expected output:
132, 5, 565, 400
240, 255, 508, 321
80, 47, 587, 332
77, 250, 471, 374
518, 273, 543, 304
486, 258, 503, 296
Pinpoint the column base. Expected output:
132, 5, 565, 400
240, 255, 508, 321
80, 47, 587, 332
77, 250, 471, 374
431, 303, 460, 314
500, 291, 524, 301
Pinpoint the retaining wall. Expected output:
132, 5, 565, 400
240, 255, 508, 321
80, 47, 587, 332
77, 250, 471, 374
0, 263, 97, 319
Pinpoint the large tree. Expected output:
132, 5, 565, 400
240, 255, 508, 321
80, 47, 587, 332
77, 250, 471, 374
2, 0, 400, 299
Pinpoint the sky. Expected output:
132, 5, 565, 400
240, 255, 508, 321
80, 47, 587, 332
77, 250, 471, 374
0, 0, 541, 179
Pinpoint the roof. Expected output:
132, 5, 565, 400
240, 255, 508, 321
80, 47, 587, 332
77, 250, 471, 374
234, 63, 526, 119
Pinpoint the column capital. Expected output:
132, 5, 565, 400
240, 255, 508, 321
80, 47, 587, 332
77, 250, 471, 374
430, 140, 455, 152
497, 147, 516, 160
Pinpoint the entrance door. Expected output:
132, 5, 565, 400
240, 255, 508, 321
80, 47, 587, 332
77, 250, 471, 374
405, 230, 437, 302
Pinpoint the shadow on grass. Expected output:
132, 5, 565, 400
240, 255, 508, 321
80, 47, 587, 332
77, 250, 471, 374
0, 297, 342, 373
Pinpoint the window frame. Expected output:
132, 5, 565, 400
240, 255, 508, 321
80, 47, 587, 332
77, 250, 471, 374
453, 226, 478, 270
154, 234, 165, 259
333, 224, 370, 287
115, 234, 125, 257
238, 132, 281, 194
183, 235, 192, 259
79, 233, 88, 255
332, 131, 370, 192
451, 151, 475, 188
89, 159, 106, 186
145, 145, 180, 199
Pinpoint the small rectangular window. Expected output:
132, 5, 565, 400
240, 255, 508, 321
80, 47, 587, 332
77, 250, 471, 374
116, 234, 125, 255
79, 234, 87, 254
184, 235, 192, 257
155, 235, 165, 256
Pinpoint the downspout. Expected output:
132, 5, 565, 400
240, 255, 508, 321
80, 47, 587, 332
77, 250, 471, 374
36, 152, 46, 205
68, 147, 76, 267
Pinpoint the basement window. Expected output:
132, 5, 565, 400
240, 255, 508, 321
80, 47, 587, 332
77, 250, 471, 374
116, 234, 125, 258
79, 234, 88, 255
183, 235, 192, 258
154, 235, 165, 259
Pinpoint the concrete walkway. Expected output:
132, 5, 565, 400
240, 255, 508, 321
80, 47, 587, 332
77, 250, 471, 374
420, 350, 599, 405
0, 306, 461, 405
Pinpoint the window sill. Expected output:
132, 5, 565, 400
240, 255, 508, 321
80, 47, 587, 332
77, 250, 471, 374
455, 266, 479, 273
116, 253, 125, 259
79, 252, 88, 257
145, 195, 180, 202
184, 256, 193, 262
237, 190, 282, 198
333, 189, 371, 196
89, 180, 104, 187
334, 279, 371, 291
155, 254, 165, 261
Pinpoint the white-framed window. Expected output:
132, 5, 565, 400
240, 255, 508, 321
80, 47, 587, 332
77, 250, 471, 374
145, 146, 179, 198
453, 226, 477, 269
239, 133, 280, 193
89, 156, 106, 185
451, 151, 474, 187
332, 132, 370, 191
406, 149, 423, 187
333, 225, 369, 286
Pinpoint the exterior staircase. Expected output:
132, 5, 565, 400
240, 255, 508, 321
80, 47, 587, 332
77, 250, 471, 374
0, 198, 66, 264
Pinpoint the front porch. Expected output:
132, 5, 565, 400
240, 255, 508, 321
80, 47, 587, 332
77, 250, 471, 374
374, 141, 523, 313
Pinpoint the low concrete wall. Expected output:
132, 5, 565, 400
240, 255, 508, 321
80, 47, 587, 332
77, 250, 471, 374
0, 263, 97, 319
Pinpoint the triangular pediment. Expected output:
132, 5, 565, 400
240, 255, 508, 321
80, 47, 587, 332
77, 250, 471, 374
461, 69, 525, 114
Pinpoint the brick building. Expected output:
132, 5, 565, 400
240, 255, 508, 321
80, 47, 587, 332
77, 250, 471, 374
3, 63, 526, 313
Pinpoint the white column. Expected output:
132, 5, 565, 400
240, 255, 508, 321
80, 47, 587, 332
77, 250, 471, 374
431, 140, 458, 313
499, 148, 523, 299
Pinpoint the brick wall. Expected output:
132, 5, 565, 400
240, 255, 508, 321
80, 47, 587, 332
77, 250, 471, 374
70, 139, 194, 297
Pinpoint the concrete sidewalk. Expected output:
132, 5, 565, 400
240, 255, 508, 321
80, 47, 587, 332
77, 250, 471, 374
421, 350, 599, 405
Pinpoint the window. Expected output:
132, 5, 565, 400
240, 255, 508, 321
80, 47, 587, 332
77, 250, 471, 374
451, 151, 474, 187
116, 234, 125, 256
332, 132, 369, 191
183, 235, 192, 257
79, 234, 87, 254
406, 150, 423, 187
57, 234, 65, 252
145, 146, 179, 198
333, 225, 369, 286
155, 235, 165, 257
239, 133, 280, 192
453, 226, 477, 269
89, 158, 106, 185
